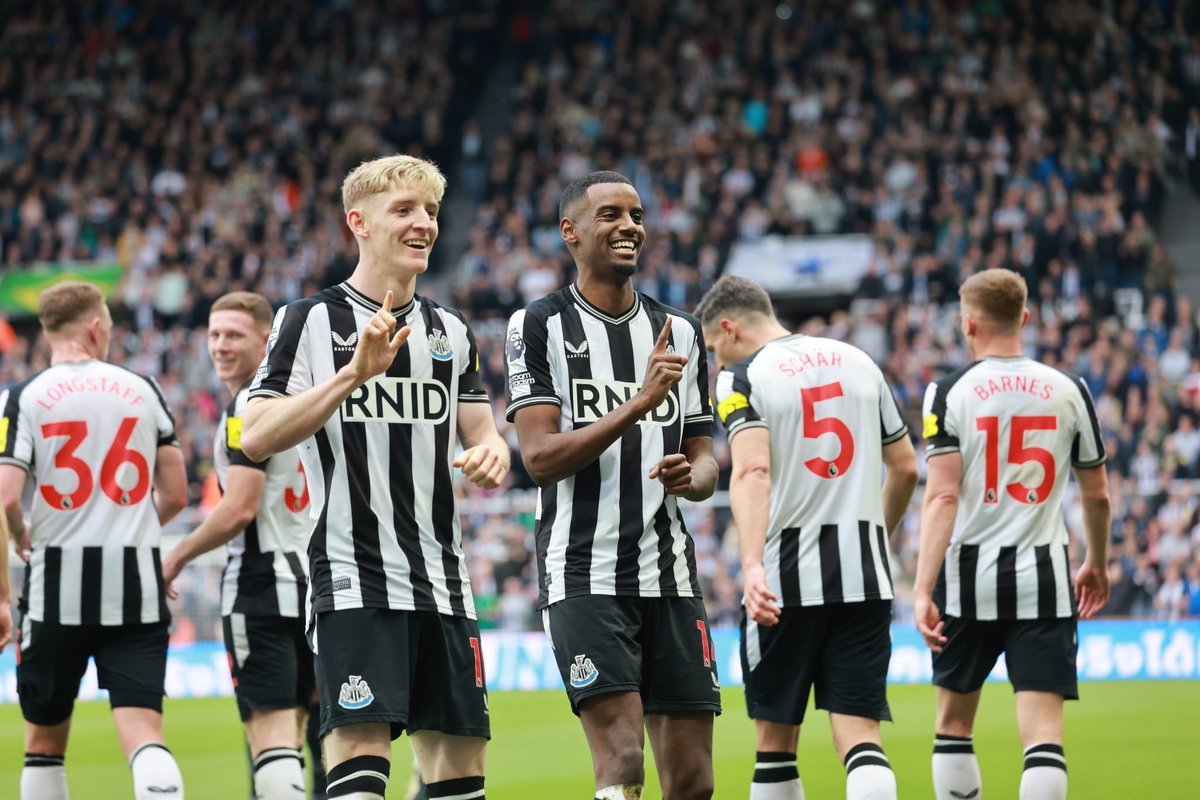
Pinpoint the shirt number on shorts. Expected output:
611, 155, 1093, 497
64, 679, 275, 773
696, 620, 712, 667
468, 636, 483, 688
40, 418, 151, 510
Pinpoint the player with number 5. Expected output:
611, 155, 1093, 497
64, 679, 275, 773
0, 282, 189, 800
915, 268, 1111, 800
698, 275, 918, 800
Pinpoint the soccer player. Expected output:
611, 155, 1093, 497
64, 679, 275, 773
0, 282, 189, 800
240, 154, 509, 800
915, 268, 1111, 800
505, 171, 721, 800
698, 276, 918, 800
161, 291, 314, 800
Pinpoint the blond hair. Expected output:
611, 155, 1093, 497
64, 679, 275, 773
37, 282, 105, 334
211, 291, 274, 328
959, 268, 1027, 329
341, 155, 447, 213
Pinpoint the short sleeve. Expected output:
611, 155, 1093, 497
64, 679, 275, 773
144, 375, 180, 448
878, 369, 909, 445
250, 302, 314, 399
714, 359, 764, 439
922, 379, 959, 456
505, 308, 561, 420
0, 383, 34, 469
1070, 376, 1106, 468
458, 321, 489, 404
224, 394, 266, 470
680, 316, 714, 440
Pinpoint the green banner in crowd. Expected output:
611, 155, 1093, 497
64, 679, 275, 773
0, 262, 124, 315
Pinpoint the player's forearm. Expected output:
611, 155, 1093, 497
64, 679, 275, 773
0, 514, 9, 602
520, 397, 652, 486
3, 501, 23, 547
881, 467, 918, 539
172, 501, 256, 567
914, 492, 957, 596
1081, 494, 1112, 567
242, 366, 361, 461
683, 452, 718, 502
731, 466, 772, 568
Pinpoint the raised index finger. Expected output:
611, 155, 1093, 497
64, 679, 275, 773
381, 289, 394, 315
655, 317, 673, 351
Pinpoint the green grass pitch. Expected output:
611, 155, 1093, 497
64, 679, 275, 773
2, 682, 1197, 797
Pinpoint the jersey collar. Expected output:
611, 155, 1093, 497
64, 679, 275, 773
569, 283, 641, 325
340, 282, 417, 319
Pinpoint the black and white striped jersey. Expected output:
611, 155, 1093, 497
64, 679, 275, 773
249, 283, 489, 622
216, 384, 310, 618
505, 285, 714, 609
922, 356, 1106, 620
0, 360, 178, 625
714, 335, 908, 607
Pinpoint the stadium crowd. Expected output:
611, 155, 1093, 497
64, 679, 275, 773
2, 0, 1200, 637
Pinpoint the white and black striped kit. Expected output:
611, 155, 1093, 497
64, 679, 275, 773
249, 283, 488, 626
922, 356, 1105, 620
714, 335, 908, 607
216, 384, 310, 618
0, 361, 178, 625
505, 285, 714, 609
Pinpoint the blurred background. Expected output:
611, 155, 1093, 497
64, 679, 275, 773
2, 0, 1200, 651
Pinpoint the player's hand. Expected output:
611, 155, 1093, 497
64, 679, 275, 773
161, 553, 183, 600
637, 318, 686, 412
0, 600, 12, 652
914, 592, 947, 653
348, 290, 411, 383
742, 562, 780, 626
649, 453, 692, 496
1074, 559, 1109, 619
18, 529, 30, 563
453, 444, 509, 489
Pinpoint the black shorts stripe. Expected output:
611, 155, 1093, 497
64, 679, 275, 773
819, 524, 841, 604
81, 548, 102, 625
859, 521, 879, 599
779, 527, 801, 604
560, 305, 599, 598
997, 545, 1018, 619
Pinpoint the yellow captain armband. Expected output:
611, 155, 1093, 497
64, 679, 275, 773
716, 391, 749, 423
923, 413, 939, 439
0, 417, 8, 451
226, 417, 244, 451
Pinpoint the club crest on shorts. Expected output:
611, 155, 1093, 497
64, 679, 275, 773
338, 675, 374, 709
569, 654, 599, 688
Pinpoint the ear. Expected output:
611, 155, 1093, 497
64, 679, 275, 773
1021, 308, 1029, 329
347, 208, 369, 238
719, 317, 738, 339
560, 217, 577, 246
